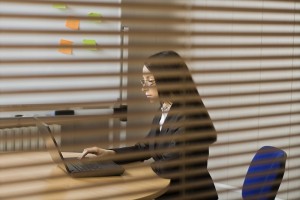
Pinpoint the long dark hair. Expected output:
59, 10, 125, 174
145, 50, 217, 142
144, 50, 200, 105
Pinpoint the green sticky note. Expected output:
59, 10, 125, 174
83, 39, 97, 50
53, 4, 67, 9
88, 12, 102, 23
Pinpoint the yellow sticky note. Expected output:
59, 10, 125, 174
53, 4, 67, 9
66, 19, 80, 30
59, 39, 73, 55
88, 12, 102, 23
83, 39, 97, 51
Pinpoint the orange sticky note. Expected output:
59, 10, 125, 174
65, 19, 80, 30
59, 39, 73, 55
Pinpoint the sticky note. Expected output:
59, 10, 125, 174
88, 12, 102, 23
53, 4, 67, 9
66, 19, 80, 30
59, 39, 73, 55
83, 39, 97, 50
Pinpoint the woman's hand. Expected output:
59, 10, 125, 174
79, 147, 116, 159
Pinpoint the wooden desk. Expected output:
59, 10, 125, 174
0, 152, 170, 200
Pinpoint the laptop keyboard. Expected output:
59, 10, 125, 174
66, 160, 116, 172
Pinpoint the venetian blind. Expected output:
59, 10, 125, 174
0, 0, 299, 200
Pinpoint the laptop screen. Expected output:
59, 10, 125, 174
35, 117, 66, 167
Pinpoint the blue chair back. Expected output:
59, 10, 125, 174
242, 146, 287, 200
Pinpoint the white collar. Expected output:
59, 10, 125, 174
161, 102, 172, 113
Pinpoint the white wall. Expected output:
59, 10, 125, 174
183, 1, 300, 199
124, 0, 300, 199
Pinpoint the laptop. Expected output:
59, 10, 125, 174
35, 117, 125, 178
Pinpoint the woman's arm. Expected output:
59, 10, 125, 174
111, 142, 152, 164
79, 139, 152, 163
111, 115, 161, 163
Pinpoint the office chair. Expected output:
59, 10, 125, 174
242, 146, 287, 200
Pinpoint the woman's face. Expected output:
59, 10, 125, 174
141, 65, 159, 103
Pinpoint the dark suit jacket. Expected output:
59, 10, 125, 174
112, 102, 218, 200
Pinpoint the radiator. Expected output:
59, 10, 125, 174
0, 124, 61, 151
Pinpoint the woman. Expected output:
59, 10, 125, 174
80, 51, 218, 200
